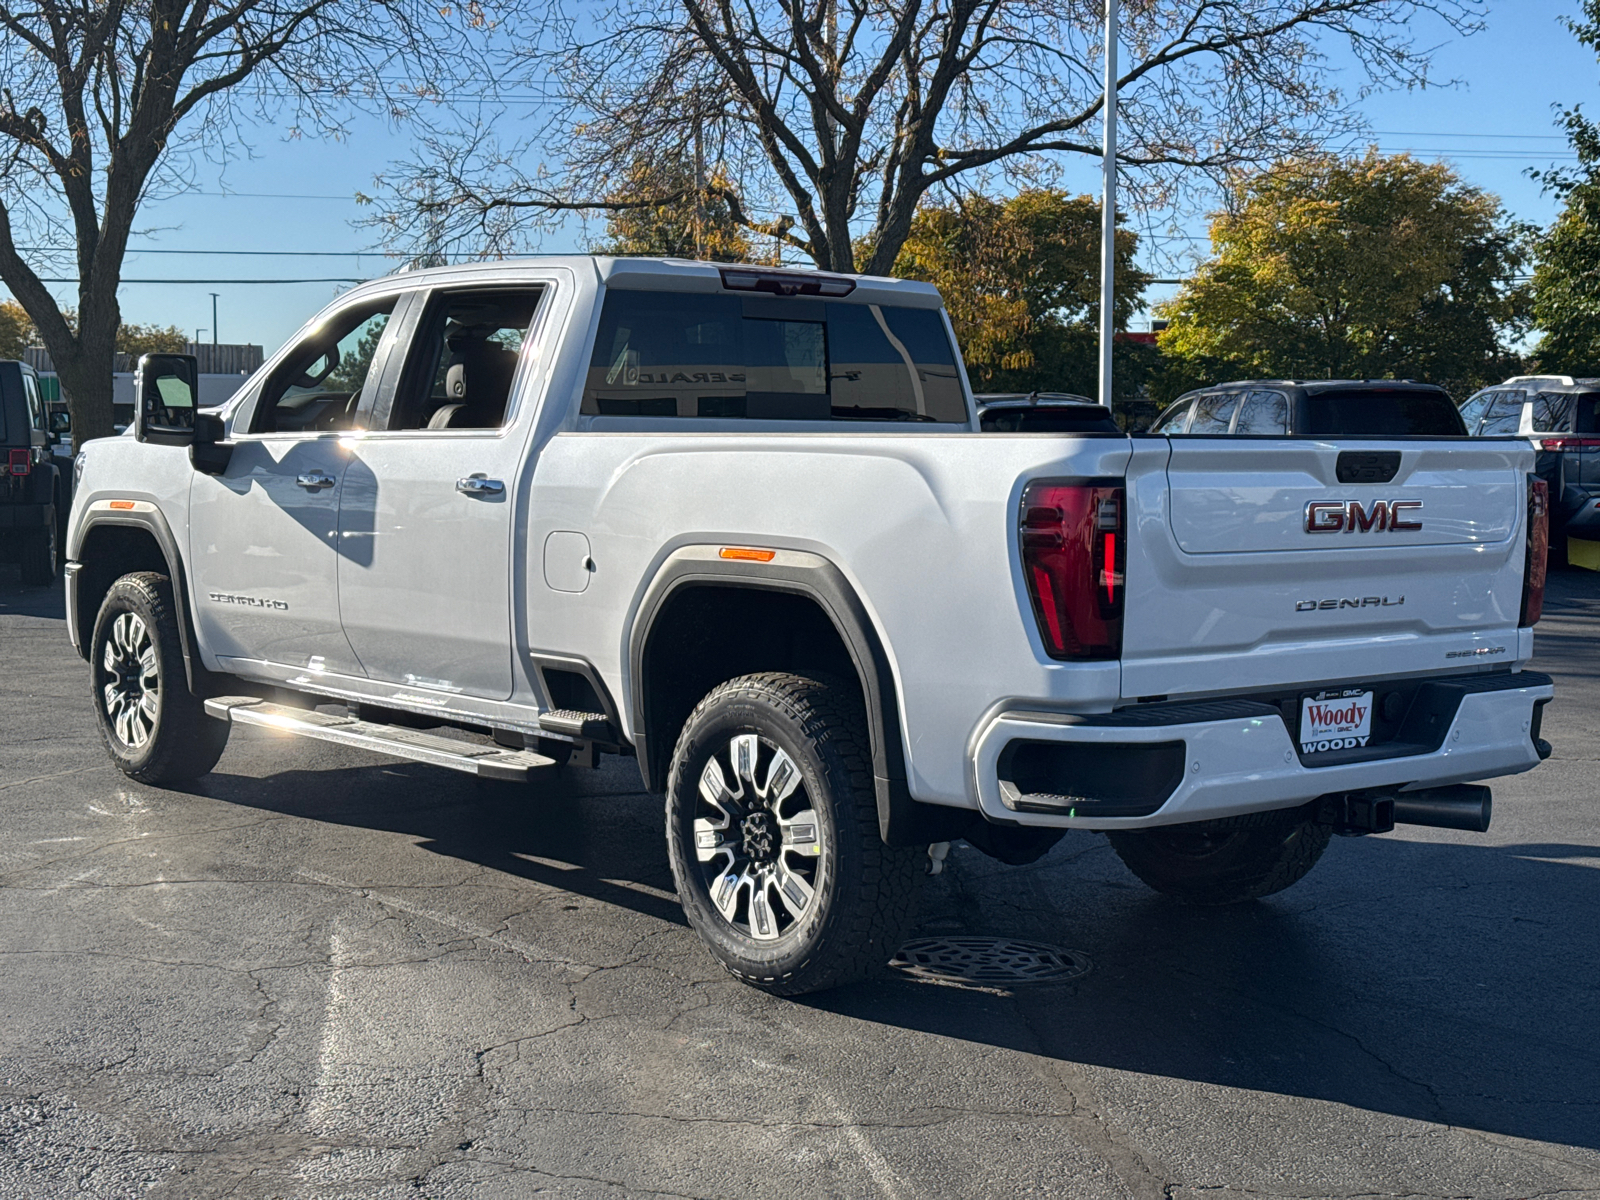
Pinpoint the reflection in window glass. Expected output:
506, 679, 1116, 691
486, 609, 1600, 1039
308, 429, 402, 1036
1151, 400, 1192, 433
1477, 391, 1526, 437
1532, 392, 1575, 433
1234, 390, 1288, 434
1187, 392, 1239, 434
255, 301, 395, 434
1457, 390, 1494, 434
581, 290, 965, 422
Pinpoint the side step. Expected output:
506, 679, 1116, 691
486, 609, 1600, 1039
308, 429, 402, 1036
204, 698, 560, 781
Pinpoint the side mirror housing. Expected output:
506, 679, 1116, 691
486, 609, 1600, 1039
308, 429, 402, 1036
134, 353, 200, 446
189, 411, 234, 476
49, 410, 71, 434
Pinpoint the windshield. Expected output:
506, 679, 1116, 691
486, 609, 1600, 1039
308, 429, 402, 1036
1301, 389, 1466, 436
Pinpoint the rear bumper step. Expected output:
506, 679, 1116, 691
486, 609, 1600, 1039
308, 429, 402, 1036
204, 697, 559, 781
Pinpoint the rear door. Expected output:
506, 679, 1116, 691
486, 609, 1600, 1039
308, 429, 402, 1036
1120, 439, 1530, 698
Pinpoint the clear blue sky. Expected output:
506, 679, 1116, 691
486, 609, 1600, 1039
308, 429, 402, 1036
15, 0, 1600, 355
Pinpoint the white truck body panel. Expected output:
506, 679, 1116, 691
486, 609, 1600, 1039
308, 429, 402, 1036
64, 256, 1552, 834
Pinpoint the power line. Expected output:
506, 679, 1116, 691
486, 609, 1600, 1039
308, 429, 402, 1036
17, 246, 387, 257
34, 276, 370, 284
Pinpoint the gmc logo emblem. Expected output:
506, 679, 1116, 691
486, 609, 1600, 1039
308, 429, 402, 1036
1304, 499, 1423, 534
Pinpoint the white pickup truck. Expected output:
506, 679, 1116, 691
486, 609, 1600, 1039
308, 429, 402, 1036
64, 258, 1555, 994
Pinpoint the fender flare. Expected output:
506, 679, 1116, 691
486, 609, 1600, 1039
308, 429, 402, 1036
627, 546, 968, 846
72, 508, 210, 694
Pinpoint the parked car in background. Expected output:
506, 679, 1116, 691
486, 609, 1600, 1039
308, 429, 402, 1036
1460, 376, 1600, 552
1, 359, 69, 584
975, 392, 1121, 433
1151, 380, 1467, 437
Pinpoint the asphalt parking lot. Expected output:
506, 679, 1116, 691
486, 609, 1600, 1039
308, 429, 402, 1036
1, 570, 1597, 1200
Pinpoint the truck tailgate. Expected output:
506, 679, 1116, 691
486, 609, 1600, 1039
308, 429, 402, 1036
1120, 439, 1534, 699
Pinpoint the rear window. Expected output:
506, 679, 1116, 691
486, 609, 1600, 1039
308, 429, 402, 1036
582, 291, 966, 422
1578, 394, 1600, 434
1532, 392, 1575, 433
1477, 391, 1526, 437
1301, 388, 1466, 436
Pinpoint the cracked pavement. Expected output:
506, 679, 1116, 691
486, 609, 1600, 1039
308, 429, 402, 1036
1, 570, 1597, 1199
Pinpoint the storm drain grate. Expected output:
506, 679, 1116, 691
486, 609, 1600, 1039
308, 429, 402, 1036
890, 936, 1091, 986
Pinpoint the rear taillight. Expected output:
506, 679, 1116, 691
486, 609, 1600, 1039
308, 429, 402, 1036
6, 448, 29, 476
1020, 481, 1125, 660
1521, 476, 1549, 627
1537, 437, 1600, 451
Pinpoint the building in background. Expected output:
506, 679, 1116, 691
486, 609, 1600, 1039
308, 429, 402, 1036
24, 343, 264, 428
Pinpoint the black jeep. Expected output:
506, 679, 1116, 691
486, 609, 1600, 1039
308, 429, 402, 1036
1, 359, 69, 584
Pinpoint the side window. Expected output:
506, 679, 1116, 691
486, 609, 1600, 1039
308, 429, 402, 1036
1234, 390, 1288, 434
1532, 391, 1575, 433
580, 290, 966, 423
1478, 390, 1526, 437
21, 372, 45, 431
1187, 392, 1239, 434
1457, 389, 1494, 434
1150, 399, 1193, 433
389, 288, 544, 431
253, 299, 395, 434
1576, 393, 1600, 434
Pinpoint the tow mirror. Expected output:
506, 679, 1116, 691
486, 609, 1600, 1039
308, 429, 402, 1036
48, 410, 71, 434
134, 353, 200, 446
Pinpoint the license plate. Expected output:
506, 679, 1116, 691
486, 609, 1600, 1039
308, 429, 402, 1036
1299, 688, 1374, 753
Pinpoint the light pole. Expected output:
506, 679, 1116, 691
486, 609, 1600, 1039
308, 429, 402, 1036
195, 328, 206, 345
1097, 0, 1119, 410
208, 293, 219, 345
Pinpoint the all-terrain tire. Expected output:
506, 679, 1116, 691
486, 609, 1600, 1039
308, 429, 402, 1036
1107, 806, 1332, 905
665, 672, 922, 995
90, 572, 230, 785
19, 514, 58, 585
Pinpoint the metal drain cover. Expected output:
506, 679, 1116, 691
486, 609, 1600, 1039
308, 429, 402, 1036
891, 936, 1091, 986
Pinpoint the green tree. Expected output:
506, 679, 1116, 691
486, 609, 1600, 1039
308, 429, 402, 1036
1159, 151, 1526, 398
115, 324, 187, 357
594, 160, 753, 262
890, 189, 1150, 403
1530, 1, 1600, 373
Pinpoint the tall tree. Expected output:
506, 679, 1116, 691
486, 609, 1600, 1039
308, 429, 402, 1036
0, 1, 498, 446
0, 299, 30, 359
364, 0, 1483, 275
1529, 0, 1600, 373
1157, 150, 1525, 397
891, 188, 1149, 398
593, 159, 753, 262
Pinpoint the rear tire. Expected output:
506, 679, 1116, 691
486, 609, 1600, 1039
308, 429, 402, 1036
665, 672, 922, 995
1107, 807, 1331, 905
90, 572, 230, 785
19, 517, 58, 585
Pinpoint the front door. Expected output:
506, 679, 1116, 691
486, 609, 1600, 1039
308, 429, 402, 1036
335, 285, 546, 701
188, 294, 402, 675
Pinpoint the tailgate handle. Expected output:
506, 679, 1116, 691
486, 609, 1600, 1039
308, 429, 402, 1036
1336, 451, 1401, 484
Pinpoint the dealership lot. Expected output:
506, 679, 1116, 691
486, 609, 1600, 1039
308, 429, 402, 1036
1, 572, 1597, 1199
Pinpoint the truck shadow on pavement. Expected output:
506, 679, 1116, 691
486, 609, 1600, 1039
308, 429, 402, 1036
198, 758, 1600, 1158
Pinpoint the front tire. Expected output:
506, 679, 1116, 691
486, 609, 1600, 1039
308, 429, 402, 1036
665, 672, 922, 995
1107, 807, 1331, 905
90, 572, 230, 784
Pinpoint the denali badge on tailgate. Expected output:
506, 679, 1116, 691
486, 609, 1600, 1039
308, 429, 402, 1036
1304, 499, 1422, 533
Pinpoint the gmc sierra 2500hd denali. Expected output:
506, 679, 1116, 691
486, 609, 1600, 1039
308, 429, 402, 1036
65, 258, 1555, 995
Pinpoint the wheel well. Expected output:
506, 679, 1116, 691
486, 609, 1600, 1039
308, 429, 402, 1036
638, 585, 865, 793
74, 525, 173, 660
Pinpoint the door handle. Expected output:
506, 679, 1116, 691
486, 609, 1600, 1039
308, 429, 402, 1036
456, 475, 505, 497
296, 471, 335, 491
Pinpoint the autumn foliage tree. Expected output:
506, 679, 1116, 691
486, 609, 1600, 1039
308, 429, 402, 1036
1158, 151, 1526, 398
890, 189, 1149, 398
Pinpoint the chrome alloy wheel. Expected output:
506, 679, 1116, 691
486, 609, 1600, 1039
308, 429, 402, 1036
692, 733, 825, 941
101, 612, 159, 749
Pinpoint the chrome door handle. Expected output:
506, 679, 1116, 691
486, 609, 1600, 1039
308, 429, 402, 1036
456, 475, 505, 497
295, 471, 335, 490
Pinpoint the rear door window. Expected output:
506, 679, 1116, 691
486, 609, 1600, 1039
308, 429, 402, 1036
1302, 389, 1467, 436
1186, 392, 1239, 434
1532, 391, 1575, 433
1234, 390, 1288, 434
1150, 399, 1193, 433
1476, 391, 1526, 437
1457, 390, 1495, 434
581, 290, 966, 422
